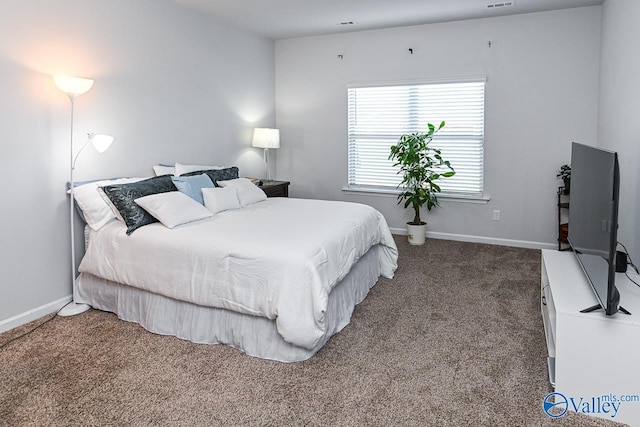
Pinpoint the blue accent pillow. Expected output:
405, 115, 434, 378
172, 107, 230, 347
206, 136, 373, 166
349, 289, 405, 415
101, 175, 177, 235
171, 173, 214, 205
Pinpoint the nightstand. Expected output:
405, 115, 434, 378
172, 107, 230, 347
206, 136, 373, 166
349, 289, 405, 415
260, 180, 290, 198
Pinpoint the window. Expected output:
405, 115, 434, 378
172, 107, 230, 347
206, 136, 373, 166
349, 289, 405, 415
347, 79, 485, 198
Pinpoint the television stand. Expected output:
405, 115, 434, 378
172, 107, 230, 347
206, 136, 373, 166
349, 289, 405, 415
540, 250, 640, 425
579, 303, 631, 315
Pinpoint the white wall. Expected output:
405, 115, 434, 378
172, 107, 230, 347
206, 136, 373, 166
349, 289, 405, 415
597, 0, 640, 263
275, 7, 602, 247
0, 0, 275, 328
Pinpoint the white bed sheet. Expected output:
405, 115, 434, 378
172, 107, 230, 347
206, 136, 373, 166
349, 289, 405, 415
79, 197, 398, 349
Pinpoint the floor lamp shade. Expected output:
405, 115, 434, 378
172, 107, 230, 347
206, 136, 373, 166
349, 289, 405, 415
89, 134, 114, 154
54, 76, 94, 98
252, 128, 280, 181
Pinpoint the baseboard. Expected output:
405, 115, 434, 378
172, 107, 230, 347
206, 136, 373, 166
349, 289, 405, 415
389, 227, 556, 250
0, 295, 71, 334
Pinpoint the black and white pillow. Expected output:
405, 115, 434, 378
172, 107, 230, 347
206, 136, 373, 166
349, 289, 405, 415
181, 166, 239, 185
101, 175, 177, 235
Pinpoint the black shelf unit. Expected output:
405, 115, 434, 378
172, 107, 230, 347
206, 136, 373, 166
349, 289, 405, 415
557, 186, 570, 251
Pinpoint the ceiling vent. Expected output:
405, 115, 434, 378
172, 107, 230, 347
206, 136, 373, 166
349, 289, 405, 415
486, 1, 515, 9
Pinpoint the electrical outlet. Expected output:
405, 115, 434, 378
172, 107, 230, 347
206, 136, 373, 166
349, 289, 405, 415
493, 210, 501, 221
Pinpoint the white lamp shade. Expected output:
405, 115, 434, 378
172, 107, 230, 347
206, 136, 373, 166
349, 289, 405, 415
53, 75, 94, 97
89, 134, 114, 153
251, 128, 280, 149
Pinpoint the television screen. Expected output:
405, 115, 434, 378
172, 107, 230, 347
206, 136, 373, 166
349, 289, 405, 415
568, 142, 620, 315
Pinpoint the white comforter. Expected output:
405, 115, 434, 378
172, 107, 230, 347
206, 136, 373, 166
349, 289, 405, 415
80, 197, 398, 349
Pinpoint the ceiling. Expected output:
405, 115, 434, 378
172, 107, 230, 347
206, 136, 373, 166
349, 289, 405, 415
170, 0, 603, 40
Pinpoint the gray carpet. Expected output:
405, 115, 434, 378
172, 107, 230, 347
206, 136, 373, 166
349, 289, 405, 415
0, 237, 627, 426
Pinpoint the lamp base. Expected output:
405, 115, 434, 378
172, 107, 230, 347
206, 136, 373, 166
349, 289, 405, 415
57, 301, 91, 317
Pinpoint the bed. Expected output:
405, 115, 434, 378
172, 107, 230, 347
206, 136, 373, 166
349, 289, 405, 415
73, 172, 398, 362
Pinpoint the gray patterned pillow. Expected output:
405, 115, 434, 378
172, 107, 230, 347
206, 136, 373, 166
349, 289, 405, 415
102, 175, 178, 235
181, 166, 239, 185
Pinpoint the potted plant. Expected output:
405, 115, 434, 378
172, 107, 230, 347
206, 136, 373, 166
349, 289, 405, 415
557, 164, 571, 194
388, 121, 455, 245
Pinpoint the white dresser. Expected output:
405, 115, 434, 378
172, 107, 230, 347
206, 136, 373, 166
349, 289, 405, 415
541, 249, 640, 426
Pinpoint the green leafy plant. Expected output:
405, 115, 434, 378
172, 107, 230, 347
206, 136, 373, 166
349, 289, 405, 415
556, 164, 571, 180
388, 121, 455, 225
557, 164, 571, 194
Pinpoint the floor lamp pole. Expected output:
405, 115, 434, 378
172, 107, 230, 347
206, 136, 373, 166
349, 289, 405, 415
58, 95, 90, 317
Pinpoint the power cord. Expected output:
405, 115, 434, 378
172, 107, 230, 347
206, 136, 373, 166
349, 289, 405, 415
0, 309, 60, 351
625, 272, 639, 288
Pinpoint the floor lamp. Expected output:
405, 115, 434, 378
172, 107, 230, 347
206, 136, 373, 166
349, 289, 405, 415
251, 128, 280, 182
54, 76, 114, 317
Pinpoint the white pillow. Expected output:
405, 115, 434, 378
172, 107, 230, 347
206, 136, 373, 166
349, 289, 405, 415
97, 187, 125, 221
175, 162, 226, 176
134, 191, 212, 229
72, 177, 146, 230
217, 178, 267, 207
153, 165, 176, 176
202, 187, 241, 214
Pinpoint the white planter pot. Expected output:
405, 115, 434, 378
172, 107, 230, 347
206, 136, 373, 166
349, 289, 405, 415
407, 223, 427, 245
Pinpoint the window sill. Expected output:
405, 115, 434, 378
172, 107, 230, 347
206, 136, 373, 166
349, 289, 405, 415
342, 186, 490, 204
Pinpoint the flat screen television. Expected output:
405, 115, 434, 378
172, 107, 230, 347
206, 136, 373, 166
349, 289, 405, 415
568, 142, 627, 316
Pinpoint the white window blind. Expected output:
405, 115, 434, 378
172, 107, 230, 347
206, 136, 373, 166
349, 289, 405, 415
347, 79, 485, 197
